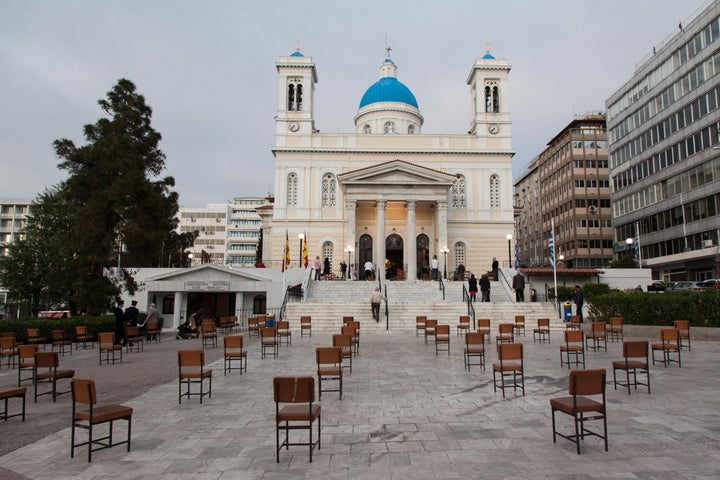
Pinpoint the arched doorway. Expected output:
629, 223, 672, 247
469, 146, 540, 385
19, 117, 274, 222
417, 234, 430, 279
358, 234, 373, 280
386, 234, 404, 279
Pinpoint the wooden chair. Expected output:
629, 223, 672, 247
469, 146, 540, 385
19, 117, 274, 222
533, 318, 550, 343
145, 321, 160, 343
493, 343, 524, 398
477, 319, 491, 343
424, 319, 438, 345
98, 332, 123, 365
274, 376, 321, 463
17, 344, 37, 387
178, 350, 212, 404
332, 334, 353, 373
51, 329, 73, 356
551, 368, 608, 454
223, 335, 247, 375
218, 315, 238, 335
585, 322, 607, 352
26, 327, 47, 350
514, 315, 526, 337
612, 341, 650, 394
71, 378, 133, 462
560, 330, 585, 369
74, 326, 95, 350
316, 347, 343, 400
125, 326, 144, 352
566, 315, 581, 330
343, 321, 361, 356
300, 316, 312, 337
200, 320, 218, 349
34, 351, 74, 403
673, 320, 691, 351
435, 324, 451, 355
651, 328, 681, 368
277, 321, 292, 346
607, 317, 623, 342
342, 316, 354, 325
456, 316, 470, 337
261, 327, 278, 359
0, 336, 18, 368
248, 317, 261, 338
416, 315, 427, 337
496, 323, 514, 345
0, 386, 27, 422
464, 332, 485, 371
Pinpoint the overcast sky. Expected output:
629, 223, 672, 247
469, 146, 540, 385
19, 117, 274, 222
0, 0, 710, 207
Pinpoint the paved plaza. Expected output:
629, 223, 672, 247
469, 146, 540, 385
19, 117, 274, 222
1, 326, 719, 479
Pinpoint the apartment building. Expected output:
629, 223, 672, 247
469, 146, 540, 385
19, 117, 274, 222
606, 1, 720, 281
0, 199, 31, 257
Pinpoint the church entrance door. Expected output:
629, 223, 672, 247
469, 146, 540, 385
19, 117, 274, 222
417, 234, 430, 280
358, 234, 373, 280
386, 234, 404, 280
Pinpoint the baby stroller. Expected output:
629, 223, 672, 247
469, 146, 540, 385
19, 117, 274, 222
176, 316, 199, 339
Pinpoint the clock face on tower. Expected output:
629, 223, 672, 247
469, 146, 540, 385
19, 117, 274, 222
288, 122, 299, 132
488, 124, 499, 135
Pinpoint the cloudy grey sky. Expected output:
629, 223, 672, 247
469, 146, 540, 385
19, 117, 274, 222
0, 0, 709, 206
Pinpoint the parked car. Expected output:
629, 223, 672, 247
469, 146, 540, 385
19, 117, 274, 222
647, 281, 666, 292
667, 281, 711, 292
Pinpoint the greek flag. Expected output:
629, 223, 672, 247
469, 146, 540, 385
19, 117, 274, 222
548, 231, 555, 270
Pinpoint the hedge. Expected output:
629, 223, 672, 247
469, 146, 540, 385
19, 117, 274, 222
0, 316, 116, 342
588, 291, 720, 327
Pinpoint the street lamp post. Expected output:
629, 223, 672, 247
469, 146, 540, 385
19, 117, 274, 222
626, 237, 635, 267
344, 245, 354, 281
298, 233, 304, 268
187, 253, 194, 267
506, 234, 513, 268
440, 246, 449, 280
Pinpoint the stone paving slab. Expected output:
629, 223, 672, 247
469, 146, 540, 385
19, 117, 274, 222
0, 329, 719, 479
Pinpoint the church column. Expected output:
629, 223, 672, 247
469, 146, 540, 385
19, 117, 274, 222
376, 200, 386, 278
345, 199, 357, 270
172, 291, 185, 329
406, 201, 417, 281
234, 292, 245, 327
437, 201, 448, 266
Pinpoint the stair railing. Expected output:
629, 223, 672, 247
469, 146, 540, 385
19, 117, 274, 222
384, 284, 389, 330
462, 284, 476, 329
438, 275, 445, 300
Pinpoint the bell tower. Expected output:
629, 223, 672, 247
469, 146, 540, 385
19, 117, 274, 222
467, 51, 511, 143
275, 49, 318, 137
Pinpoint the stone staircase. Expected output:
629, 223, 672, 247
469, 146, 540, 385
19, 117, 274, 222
285, 279, 562, 334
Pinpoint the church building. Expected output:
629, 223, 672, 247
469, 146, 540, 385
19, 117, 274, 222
260, 49, 516, 281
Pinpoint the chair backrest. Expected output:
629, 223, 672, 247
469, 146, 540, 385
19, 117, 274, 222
316, 346, 342, 365
564, 329, 584, 344
477, 319, 491, 330
71, 378, 97, 406
261, 327, 277, 339
75, 325, 88, 335
661, 327, 679, 342
98, 332, 115, 345
178, 349, 205, 368
0, 332, 16, 339
498, 343, 523, 361
51, 330, 65, 341
342, 316, 354, 324
201, 320, 215, 332
277, 321, 290, 331
466, 331, 484, 346
224, 335, 243, 350
591, 321, 606, 334
569, 368, 606, 396
146, 321, 159, 331
515, 315, 525, 325
416, 315, 427, 325
609, 317, 623, 328
436, 324, 450, 336
570, 315, 581, 323
425, 319, 438, 329
35, 351, 59, 368
0, 336, 15, 349
300, 316, 311, 325
623, 340, 648, 359
332, 334, 352, 348
459, 316, 470, 325
274, 376, 315, 403
537, 318, 550, 328
341, 325, 356, 337
18, 344, 37, 361
27, 327, 41, 338
498, 323, 513, 335
673, 320, 689, 332
126, 326, 140, 337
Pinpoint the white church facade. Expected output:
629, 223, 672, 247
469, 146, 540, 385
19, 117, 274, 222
260, 49, 516, 281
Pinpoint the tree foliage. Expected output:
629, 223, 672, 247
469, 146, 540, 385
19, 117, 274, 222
1, 79, 186, 315
605, 254, 638, 268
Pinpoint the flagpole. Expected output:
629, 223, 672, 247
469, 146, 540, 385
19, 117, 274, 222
551, 218, 558, 311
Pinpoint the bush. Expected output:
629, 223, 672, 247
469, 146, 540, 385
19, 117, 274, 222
0, 316, 115, 342
583, 282, 610, 300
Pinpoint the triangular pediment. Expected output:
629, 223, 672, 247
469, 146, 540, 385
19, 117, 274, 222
145, 264, 267, 283
338, 160, 456, 186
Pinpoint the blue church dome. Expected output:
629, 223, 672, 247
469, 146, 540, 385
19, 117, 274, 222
359, 77, 418, 109
290, 51, 304, 57
482, 53, 495, 59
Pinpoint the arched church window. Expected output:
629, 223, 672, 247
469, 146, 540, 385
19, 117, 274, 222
296, 84, 303, 111
322, 241, 334, 271
321, 173, 336, 208
451, 175, 466, 208
485, 81, 499, 113
492, 86, 499, 113
408, 124, 415, 134
454, 242, 466, 270
287, 173, 298, 207
363, 124, 371, 134
287, 84, 295, 111
485, 86, 492, 113
490, 174, 500, 209
384, 121, 395, 134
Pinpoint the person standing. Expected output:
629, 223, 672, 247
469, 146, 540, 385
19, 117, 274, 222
480, 274, 491, 302
124, 300, 139, 327
370, 287, 387, 321
364, 260, 374, 280
468, 274, 478, 302
314, 256, 322, 281
113, 300, 126, 346
512, 272, 525, 302
323, 257, 331, 278
491, 257, 499, 281
340, 261, 347, 280
142, 302, 160, 333
431, 255, 439, 280
574, 285, 584, 323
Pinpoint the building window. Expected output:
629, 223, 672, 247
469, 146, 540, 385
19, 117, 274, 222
384, 121, 395, 134
485, 81, 499, 113
287, 84, 295, 111
451, 175, 466, 208
287, 80, 303, 111
363, 124, 371, 134
454, 242, 466, 270
287, 173, 298, 206
408, 124, 415, 134
490, 174, 501, 208
322, 241, 334, 272
321, 173, 337, 208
